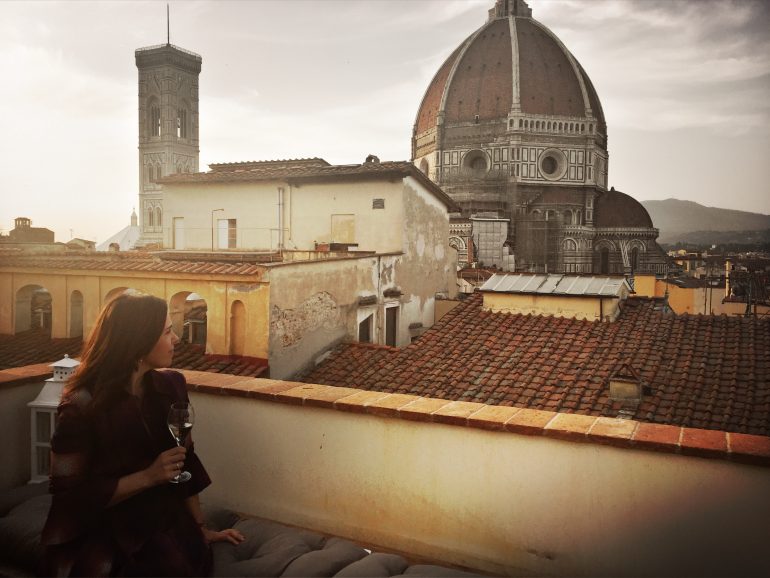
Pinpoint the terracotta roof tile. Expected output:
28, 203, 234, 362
0, 253, 267, 276
0, 331, 266, 378
302, 294, 770, 437
157, 160, 460, 212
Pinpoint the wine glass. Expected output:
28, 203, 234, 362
167, 402, 195, 483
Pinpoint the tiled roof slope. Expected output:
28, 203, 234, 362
301, 294, 770, 437
157, 160, 460, 212
0, 253, 265, 275
0, 331, 266, 378
0, 330, 82, 370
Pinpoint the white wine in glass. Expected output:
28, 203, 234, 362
167, 402, 195, 483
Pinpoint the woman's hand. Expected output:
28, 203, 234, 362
201, 526, 245, 546
145, 446, 187, 485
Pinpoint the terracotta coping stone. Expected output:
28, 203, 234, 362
467, 405, 522, 431
728, 433, 770, 466
399, 397, 453, 421
2, 367, 767, 467
333, 390, 391, 413
0, 364, 53, 388
432, 401, 488, 427
544, 413, 598, 442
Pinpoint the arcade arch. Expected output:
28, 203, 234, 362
15, 284, 51, 334
170, 291, 208, 347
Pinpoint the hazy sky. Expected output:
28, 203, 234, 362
1, 0, 768, 243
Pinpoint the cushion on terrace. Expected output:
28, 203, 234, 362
0, 484, 49, 574
0, 486, 486, 577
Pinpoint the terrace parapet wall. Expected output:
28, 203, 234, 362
2, 366, 768, 467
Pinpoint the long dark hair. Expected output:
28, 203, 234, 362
67, 293, 168, 409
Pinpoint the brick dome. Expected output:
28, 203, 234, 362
414, 0, 606, 149
594, 187, 654, 228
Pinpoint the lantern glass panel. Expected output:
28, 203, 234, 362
36, 410, 52, 441
36, 446, 51, 476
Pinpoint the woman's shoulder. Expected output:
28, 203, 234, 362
149, 369, 188, 399
60, 386, 93, 410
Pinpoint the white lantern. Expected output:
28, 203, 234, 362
28, 354, 80, 483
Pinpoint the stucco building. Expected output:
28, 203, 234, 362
412, 0, 667, 276
0, 158, 458, 379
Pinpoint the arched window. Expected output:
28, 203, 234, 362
630, 247, 639, 273
177, 108, 188, 138
563, 239, 577, 251
155, 207, 162, 231
600, 248, 610, 274
519, 119, 523, 128
575, 210, 581, 225
149, 101, 161, 137
147, 207, 154, 228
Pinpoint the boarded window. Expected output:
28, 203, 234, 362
358, 314, 373, 343
331, 214, 355, 244
385, 306, 398, 347
218, 219, 237, 249
173, 217, 184, 249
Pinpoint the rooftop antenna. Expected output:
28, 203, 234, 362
166, 3, 170, 45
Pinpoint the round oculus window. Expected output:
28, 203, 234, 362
538, 149, 567, 181
541, 156, 557, 175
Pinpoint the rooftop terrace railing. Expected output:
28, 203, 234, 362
3, 366, 770, 576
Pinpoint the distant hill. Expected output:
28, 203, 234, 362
641, 199, 770, 244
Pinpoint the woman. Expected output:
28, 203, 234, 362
41, 293, 244, 577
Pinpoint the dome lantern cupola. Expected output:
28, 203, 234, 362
489, 0, 532, 20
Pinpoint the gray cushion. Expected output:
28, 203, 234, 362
212, 517, 325, 577
399, 564, 484, 577
333, 552, 409, 577
282, 537, 367, 577
0, 493, 51, 571
0, 483, 48, 517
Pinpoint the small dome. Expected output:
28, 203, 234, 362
594, 188, 654, 228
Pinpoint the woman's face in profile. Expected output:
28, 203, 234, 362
144, 315, 180, 369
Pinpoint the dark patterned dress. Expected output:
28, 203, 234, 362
40, 370, 212, 577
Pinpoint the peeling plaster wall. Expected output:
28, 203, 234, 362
396, 177, 458, 333
267, 202, 456, 379
268, 257, 380, 380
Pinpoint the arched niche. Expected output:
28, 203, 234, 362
230, 300, 246, 356
69, 290, 84, 338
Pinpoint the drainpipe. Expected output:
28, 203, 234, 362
599, 297, 603, 321
278, 187, 284, 250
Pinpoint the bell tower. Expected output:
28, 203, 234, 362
135, 42, 202, 247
